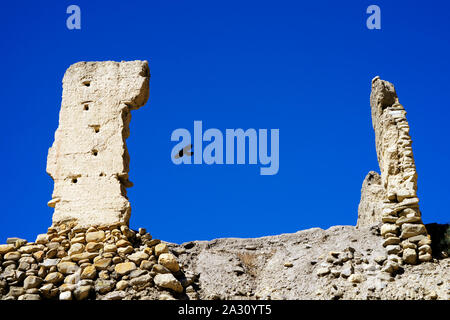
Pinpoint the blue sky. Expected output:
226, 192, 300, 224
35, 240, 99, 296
0, 1, 449, 244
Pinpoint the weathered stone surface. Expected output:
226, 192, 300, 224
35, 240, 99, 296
8, 287, 25, 298
40, 258, 60, 268
357, 171, 385, 228
396, 216, 422, 226
81, 265, 97, 279
85, 231, 105, 243
104, 244, 117, 253
140, 260, 155, 271
18, 294, 41, 300
153, 274, 183, 293
130, 274, 152, 288
348, 274, 365, 284
4, 251, 21, 261
152, 264, 171, 274
115, 262, 136, 276
70, 252, 97, 262
57, 261, 79, 275
117, 246, 134, 255
86, 242, 103, 253
23, 276, 43, 290
94, 279, 115, 294
0, 244, 14, 255
401, 241, 416, 249
116, 280, 128, 291
18, 245, 40, 254
340, 265, 354, 278
46, 60, 150, 228
74, 285, 92, 300
418, 253, 432, 262
155, 243, 169, 256
7, 238, 26, 246
35, 234, 49, 245
417, 236, 432, 246
128, 251, 149, 265
68, 243, 84, 255
400, 224, 427, 239
386, 245, 402, 255
380, 224, 399, 237
64, 273, 81, 285
33, 251, 45, 262
59, 291, 72, 300
129, 269, 146, 279
40, 283, 58, 298
70, 236, 85, 245
44, 272, 64, 284
316, 267, 330, 277
418, 244, 432, 254
116, 239, 131, 248
93, 258, 112, 271
158, 253, 180, 272
103, 291, 127, 300
402, 248, 417, 264
383, 237, 401, 247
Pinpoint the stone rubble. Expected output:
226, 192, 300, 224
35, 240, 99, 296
0, 226, 199, 300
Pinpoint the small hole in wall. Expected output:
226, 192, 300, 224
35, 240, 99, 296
84, 104, 89, 111
94, 127, 100, 133
82, 80, 91, 87
99, 172, 105, 177
92, 149, 98, 156
72, 178, 78, 183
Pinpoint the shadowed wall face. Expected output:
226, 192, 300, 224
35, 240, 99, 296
357, 171, 385, 229
46, 61, 150, 229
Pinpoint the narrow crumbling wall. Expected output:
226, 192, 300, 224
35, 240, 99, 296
46, 61, 150, 229
364, 77, 432, 269
357, 171, 385, 229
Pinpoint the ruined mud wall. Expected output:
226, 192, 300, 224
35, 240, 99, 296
357, 171, 385, 229
46, 61, 150, 229
359, 77, 432, 268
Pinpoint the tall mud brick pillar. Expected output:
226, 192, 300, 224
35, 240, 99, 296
46, 61, 150, 229
369, 76, 432, 271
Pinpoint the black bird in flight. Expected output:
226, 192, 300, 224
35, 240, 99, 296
174, 144, 193, 159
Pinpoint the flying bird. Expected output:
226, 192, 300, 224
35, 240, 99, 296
174, 144, 193, 159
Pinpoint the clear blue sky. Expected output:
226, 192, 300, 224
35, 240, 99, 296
0, 1, 449, 244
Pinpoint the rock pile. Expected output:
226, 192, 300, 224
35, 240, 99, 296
313, 241, 446, 300
0, 225, 199, 300
315, 246, 391, 299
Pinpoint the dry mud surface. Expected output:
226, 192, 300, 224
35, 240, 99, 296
170, 225, 449, 300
